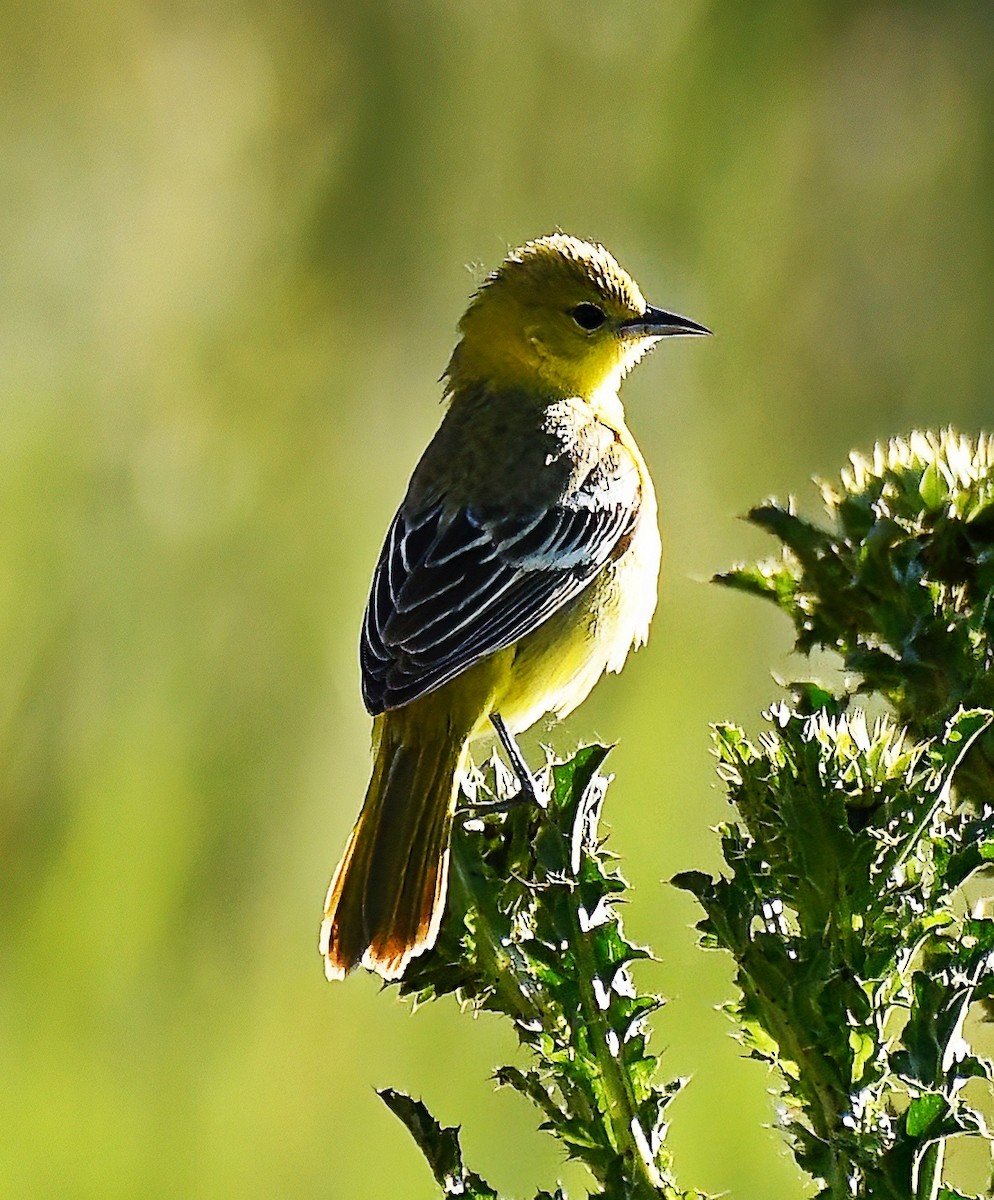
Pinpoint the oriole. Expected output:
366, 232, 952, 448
321, 234, 708, 981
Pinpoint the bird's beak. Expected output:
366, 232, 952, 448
619, 305, 711, 339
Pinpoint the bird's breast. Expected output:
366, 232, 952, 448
496, 480, 661, 734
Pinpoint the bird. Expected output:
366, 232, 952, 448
321, 233, 709, 981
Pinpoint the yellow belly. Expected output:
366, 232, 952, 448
492, 510, 661, 733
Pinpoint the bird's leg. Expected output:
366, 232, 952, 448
490, 713, 547, 808
458, 715, 548, 813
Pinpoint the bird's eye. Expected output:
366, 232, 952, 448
570, 302, 607, 332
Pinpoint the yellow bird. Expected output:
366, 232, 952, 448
321, 234, 709, 981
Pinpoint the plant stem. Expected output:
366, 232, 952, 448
567, 898, 671, 1199
738, 965, 851, 1197
915, 1138, 943, 1200
449, 836, 543, 1027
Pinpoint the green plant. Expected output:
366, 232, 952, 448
677, 704, 993, 1199
374, 431, 994, 1199
389, 745, 695, 1200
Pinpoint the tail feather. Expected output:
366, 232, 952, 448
321, 716, 468, 981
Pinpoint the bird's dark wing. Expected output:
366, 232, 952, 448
360, 454, 641, 714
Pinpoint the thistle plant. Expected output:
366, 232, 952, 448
719, 430, 994, 799
374, 431, 994, 1200
677, 704, 993, 1199
386, 746, 697, 1200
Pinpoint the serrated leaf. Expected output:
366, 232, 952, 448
746, 504, 831, 558
919, 460, 949, 511
378, 1089, 499, 1199
905, 1091, 948, 1138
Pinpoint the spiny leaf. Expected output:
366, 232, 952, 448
378, 1089, 499, 1199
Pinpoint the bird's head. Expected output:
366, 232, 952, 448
444, 233, 709, 404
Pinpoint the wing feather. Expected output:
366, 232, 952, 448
360, 449, 641, 714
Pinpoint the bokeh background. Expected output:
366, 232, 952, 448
3, 2, 993, 1197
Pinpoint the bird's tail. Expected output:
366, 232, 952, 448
320, 710, 470, 981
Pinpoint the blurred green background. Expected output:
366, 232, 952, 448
3, 2, 993, 1197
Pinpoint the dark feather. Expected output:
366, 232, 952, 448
360, 454, 641, 714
